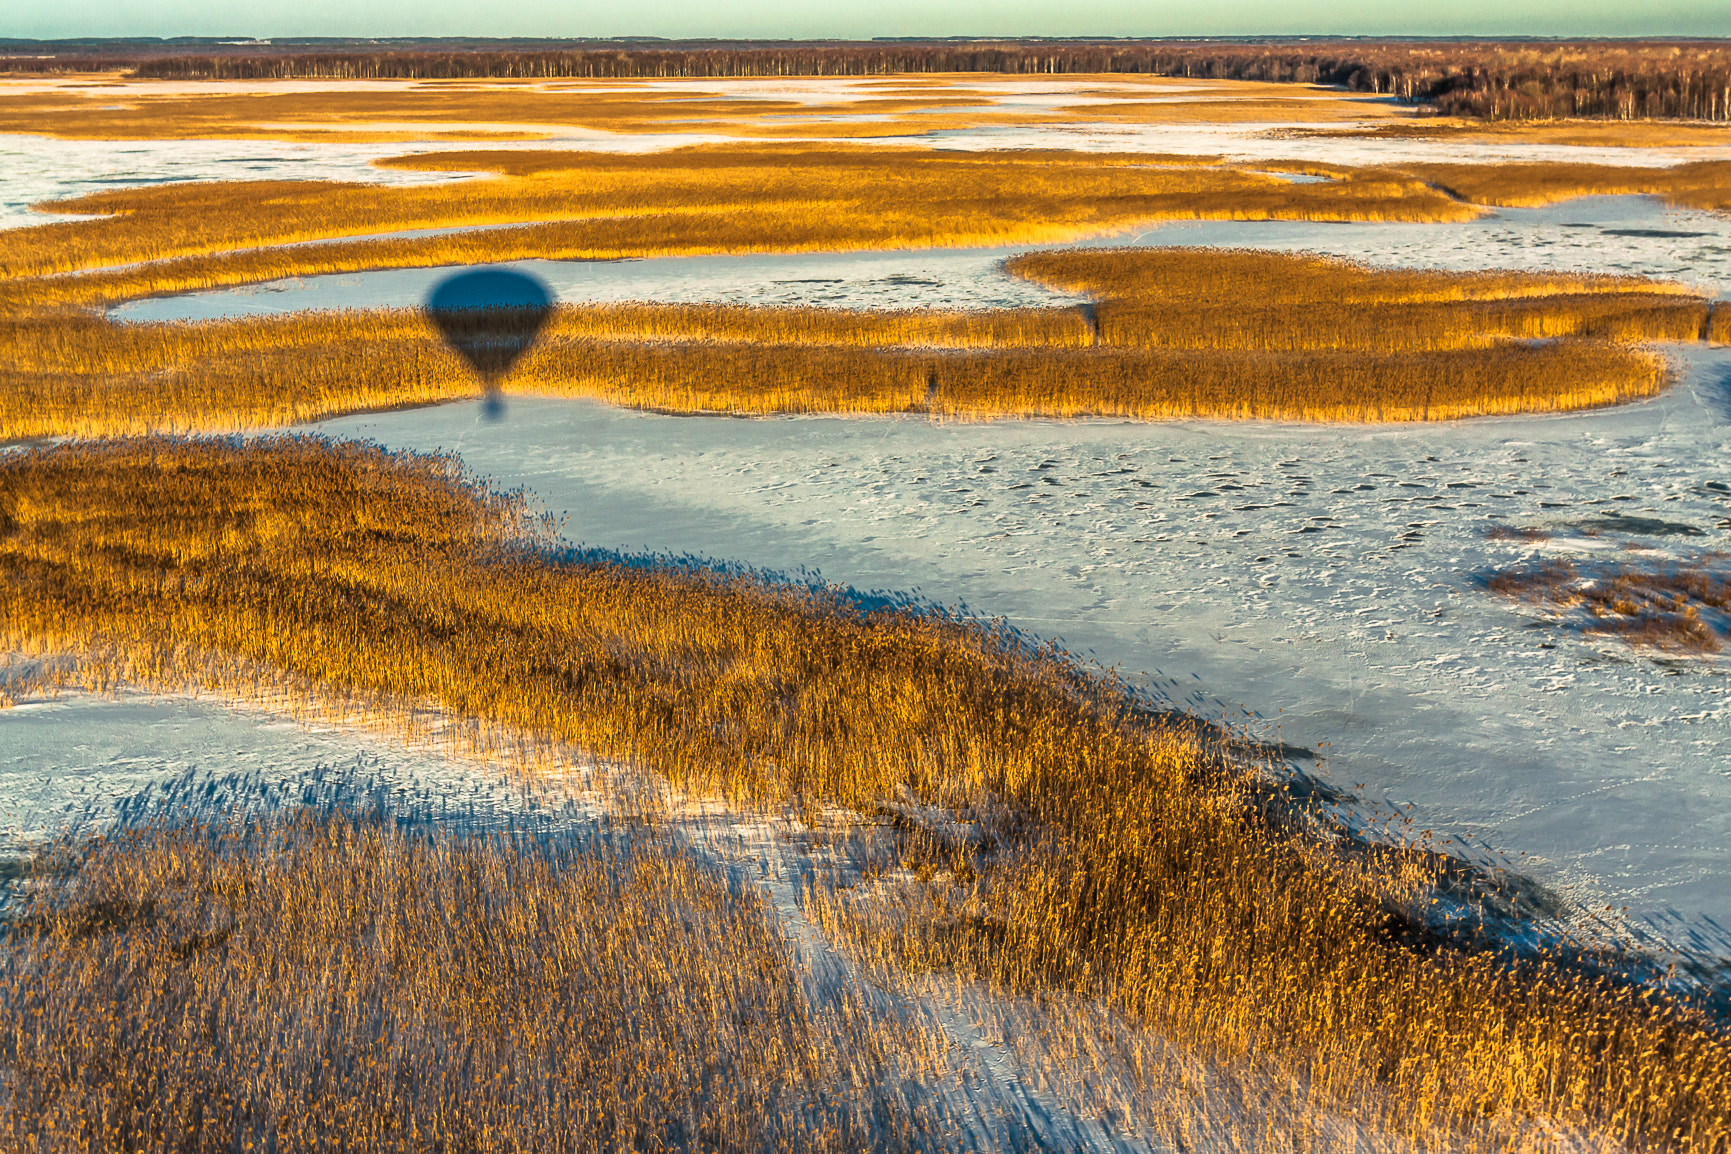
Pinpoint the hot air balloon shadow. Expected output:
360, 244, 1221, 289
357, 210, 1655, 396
425, 268, 555, 421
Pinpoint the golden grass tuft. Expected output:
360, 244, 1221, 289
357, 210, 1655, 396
2, 436, 1728, 1151
1273, 119, 1731, 150
1489, 556, 1731, 654
0, 810, 943, 1150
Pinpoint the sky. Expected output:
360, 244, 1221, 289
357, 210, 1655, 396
7, 0, 1730, 41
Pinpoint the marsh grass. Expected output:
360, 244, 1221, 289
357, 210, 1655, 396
0, 810, 949, 1151
2, 436, 1728, 1151
1272, 121, 1731, 152
1488, 556, 1731, 654
0, 248, 1700, 437
0, 143, 1480, 282
1389, 160, 1731, 213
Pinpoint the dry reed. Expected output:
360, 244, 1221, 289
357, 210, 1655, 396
0, 143, 1480, 282
1, 436, 1727, 1151
1279, 120, 1731, 150
1488, 556, 1731, 654
1390, 161, 1731, 213
0, 810, 944, 1150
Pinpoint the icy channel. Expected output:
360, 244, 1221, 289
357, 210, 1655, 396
0, 134, 499, 232
111, 194, 1731, 325
111, 247, 1086, 321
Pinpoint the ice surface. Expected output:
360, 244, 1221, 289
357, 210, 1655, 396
41, 194, 1731, 963
0, 134, 490, 231
1126, 195, 1731, 301
110, 247, 1087, 321
313, 341, 1731, 963
11, 70, 1730, 235
0, 691, 588, 856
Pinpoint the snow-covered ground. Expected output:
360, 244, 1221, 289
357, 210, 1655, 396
26, 192, 1731, 966
7, 70, 1730, 235
110, 246, 1085, 320
0, 691, 594, 855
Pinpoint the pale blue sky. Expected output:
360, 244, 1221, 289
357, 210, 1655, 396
8, 0, 1730, 41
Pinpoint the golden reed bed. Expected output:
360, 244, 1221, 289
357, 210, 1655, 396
2, 813, 951, 1150
0, 144, 1482, 282
8, 145, 1727, 289
0, 248, 1708, 438
1, 437, 1726, 1151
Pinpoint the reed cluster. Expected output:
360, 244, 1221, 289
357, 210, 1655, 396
2, 436, 1728, 1151
1009, 247, 1712, 348
0, 810, 944, 1151
1489, 556, 1731, 653
0, 248, 1702, 438
1709, 304, 1731, 346
1390, 160, 1731, 213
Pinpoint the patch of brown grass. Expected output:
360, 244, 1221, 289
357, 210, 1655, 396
1272, 119, 1731, 149
1709, 303, 1731, 345
1, 436, 1727, 1151
1010, 247, 1709, 350
1489, 556, 1731, 653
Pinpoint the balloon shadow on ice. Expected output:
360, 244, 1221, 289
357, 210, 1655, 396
425, 268, 555, 421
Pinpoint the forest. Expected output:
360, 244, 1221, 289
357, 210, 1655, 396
93, 40, 1731, 122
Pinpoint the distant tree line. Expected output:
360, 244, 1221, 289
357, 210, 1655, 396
0, 55, 131, 73
24, 40, 1731, 121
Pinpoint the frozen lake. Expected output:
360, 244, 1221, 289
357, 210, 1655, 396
0, 134, 491, 231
